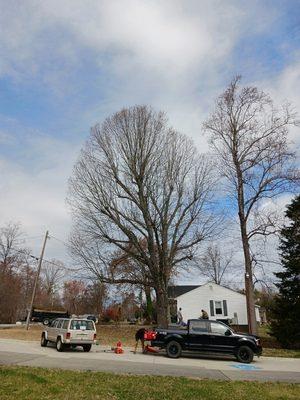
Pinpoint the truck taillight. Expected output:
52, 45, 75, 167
66, 332, 71, 339
93, 333, 97, 340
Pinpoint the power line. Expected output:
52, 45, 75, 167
12, 248, 80, 273
48, 234, 69, 247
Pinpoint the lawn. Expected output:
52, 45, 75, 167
0, 366, 299, 400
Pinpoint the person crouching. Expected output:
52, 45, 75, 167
134, 328, 146, 354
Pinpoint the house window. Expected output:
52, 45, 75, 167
209, 300, 228, 317
215, 301, 223, 315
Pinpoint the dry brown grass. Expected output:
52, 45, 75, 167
0, 325, 43, 341
0, 324, 146, 346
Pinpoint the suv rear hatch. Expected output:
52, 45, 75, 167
69, 319, 95, 342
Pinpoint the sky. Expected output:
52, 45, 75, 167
0, 0, 299, 282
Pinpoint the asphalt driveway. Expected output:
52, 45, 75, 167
0, 339, 299, 383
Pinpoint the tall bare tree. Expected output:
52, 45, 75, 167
204, 76, 299, 334
68, 105, 216, 327
194, 244, 234, 285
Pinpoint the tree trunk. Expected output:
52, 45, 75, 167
234, 149, 257, 335
239, 217, 257, 335
144, 285, 154, 323
155, 286, 169, 328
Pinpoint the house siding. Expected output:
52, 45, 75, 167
176, 282, 260, 325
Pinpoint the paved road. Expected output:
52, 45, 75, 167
0, 339, 299, 383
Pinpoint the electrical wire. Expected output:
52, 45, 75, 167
11, 248, 80, 273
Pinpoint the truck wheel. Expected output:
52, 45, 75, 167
236, 346, 254, 363
43, 319, 50, 326
166, 341, 182, 358
41, 333, 48, 347
56, 337, 65, 352
83, 344, 92, 352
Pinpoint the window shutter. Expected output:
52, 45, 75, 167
223, 300, 228, 316
210, 300, 214, 316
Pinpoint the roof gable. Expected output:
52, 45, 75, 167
168, 285, 200, 298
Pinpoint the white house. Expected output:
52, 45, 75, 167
168, 282, 260, 326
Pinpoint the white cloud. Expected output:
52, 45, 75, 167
262, 58, 300, 145
0, 0, 298, 280
0, 129, 80, 261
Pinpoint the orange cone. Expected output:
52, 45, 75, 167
115, 341, 124, 354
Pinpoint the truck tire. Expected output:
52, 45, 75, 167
83, 344, 92, 352
41, 333, 48, 347
43, 319, 50, 326
56, 337, 65, 352
166, 341, 182, 358
236, 345, 254, 363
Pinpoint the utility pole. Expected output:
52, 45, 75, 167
26, 231, 49, 330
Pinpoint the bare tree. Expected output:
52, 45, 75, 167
41, 259, 65, 307
109, 243, 155, 321
68, 105, 217, 327
0, 222, 26, 271
194, 244, 234, 285
0, 222, 32, 322
204, 76, 299, 334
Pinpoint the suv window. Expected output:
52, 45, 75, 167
210, 322, 229, 335
51, 319, 58, 328
189, 320, 208, 333
70, 320, 94, 330
62, 320, 69, 329
56, 320, 63, 329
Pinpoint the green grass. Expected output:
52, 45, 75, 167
0, 366, 299, 400
263, 348, 300, 358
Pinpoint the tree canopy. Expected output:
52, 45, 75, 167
270, 195, 300, 349
68, 105, 217, 326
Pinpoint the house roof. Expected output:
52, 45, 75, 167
168, 285, 201, 298
168, 282, 260, 308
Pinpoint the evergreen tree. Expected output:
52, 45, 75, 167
270, 195, 300, 349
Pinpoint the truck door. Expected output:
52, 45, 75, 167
187, 320, 210, 351
208, 321, 237, 352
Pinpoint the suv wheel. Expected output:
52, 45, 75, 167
41, 333, 48, 347
56, 337, 65, 352
43, 319, 50, 326
166, 341, 182, 358
83, 344, 92, 352
236, 345, 254, 363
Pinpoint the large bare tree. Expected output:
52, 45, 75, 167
68, 105, 216, 327
194, 243, 234, 285
204, 77, 299, 334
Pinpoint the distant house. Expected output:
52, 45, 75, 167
168, 282, 260, 327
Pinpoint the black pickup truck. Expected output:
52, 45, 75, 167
150, 319, 262, 363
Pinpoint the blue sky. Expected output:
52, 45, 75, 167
0, 0, 299, 278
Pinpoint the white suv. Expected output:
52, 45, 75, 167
41, 318, 97, 352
